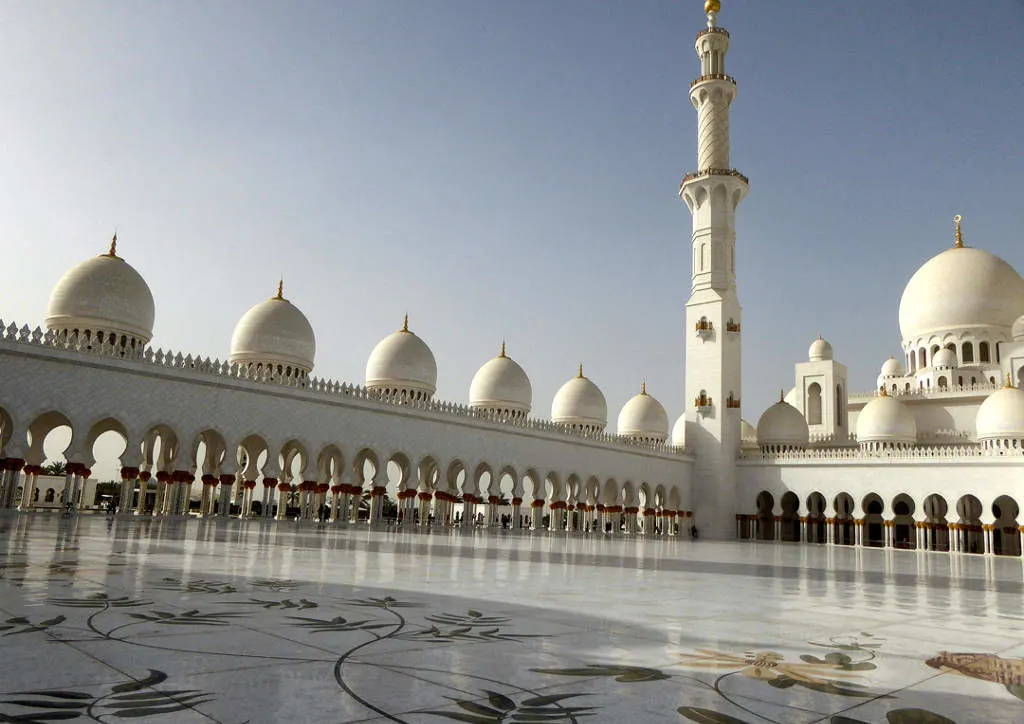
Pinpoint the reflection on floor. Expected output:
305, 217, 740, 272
1, 514, 1023, 723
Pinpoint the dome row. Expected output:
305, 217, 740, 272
45, 241, 673, 441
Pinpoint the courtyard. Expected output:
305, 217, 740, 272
0, 513, 1022, 723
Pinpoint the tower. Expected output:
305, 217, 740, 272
679, 0, 748, 539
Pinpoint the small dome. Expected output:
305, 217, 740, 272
856, 391, 916, 445
898, 244, 1024, 342
756, 396, 809, 448
616, 383, 669, 442
365, 316, 438, 399
976, 382, 1024, 440
46, 237, 155, 345
808, 335, 833, 362
552, 366, 607, 431
671, 413, 687, 448
1013, 315, 1024, 342
469, 343, 532, 417
230, 283, 316, 375
740, 418, 759, 449
880, 356, 905, 377
931, 347, 957, 369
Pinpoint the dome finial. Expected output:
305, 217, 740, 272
500, 339, 507, 358
953, 214, 964, 248
275, 278, 284, 300
107, 232, 118, 258
641, 380, 647, 395
779, 389, 785, 403
401, 313, 409, 333
879, 385, 889, 397
578, 363, 584, 378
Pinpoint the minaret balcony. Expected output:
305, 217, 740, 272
681, 168, 749, 187
696, 27, 730, 40
725, 396, 741, 409
726, 320, 741, 333
690, 73, 736, 89
694, 394, 714, 416
695, 319, 714, 339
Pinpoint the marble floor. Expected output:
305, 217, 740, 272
1, 516, 1023, 724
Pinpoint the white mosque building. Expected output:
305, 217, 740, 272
1, 1, 1023, 556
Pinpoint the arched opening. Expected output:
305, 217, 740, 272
918, 348, 927, 369
937, 376, 948, 389
834, 493, 854, 545
992, 496, 1021, 557
956, 495, 984, 554
780, 492, 800, 542
891, 494, 915, 549
979, 341, 991, 363
862, 494, 885, 547
755, 491, 775, 540
806, 492, 827, 544
923, 494, 949, 552
806, 383, 822, 426
962, 342, 974, 363
835, 384, 845, 427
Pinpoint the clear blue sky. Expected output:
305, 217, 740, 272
2, 0, 1022, 450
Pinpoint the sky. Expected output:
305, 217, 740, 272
1, 0, 1023, 475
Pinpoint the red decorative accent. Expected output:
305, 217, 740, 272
316, 484, 330, 494
596, 504, 605, 512
330, 484, 343, 495
462, 493, 477, 504
277, 481, 290, 491
549, 501, 567, 510
220, 474, 236, 486
81, 468, 92, 478
120, 467, 140, 480
624, 507, 639, 514
488, 495, 500, 505
417, 492, 432, 501
300, 480, 316, 491
139, 471, 152, 482
201, 474, 217, 486
397, 489, 418, 500
685, 511, 694, 518
66, 462, 84, 475
530, 499, 545, 508
643, 508, 656, 516
344, 483, 364, 496
371, 486, 386, 497
511, 497, 523, 506
263, 477, 278, 487
245, 480, 258, 489
156, 471, 171, 483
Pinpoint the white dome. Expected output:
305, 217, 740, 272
808, 335, 833, 362
756, 398, 809, 448
365, 317, 437, 398
46, 240, 155, 345
880, 356, 905, 377
976, 383, 1024, 440
616, 383, 669, 442
855, 392, 917, 445
740, 418, 758, 449
469, 345, 532, 416
1013, 315, 1024, 342
552, 367, 607, 431
898, 245, 1024, 342
931, 347, 957, 369
671, 413, 687, 448
230, 285, 316, 375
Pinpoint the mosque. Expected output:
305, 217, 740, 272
0, 1, 1022, 556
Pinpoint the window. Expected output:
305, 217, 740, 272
980, 341, 990, 362
962, 342, 974, 363
806, 383, 822, 425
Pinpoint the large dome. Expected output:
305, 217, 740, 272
230, 283, 316, 376
856, 391, 916, 446
756, 397, 809, 449
469, 344, 532, 418
552, 366, 607, 432
671, 412, 687, 448
46, 237, 155, 346
1013, 315, 1024, 342
976, 383, 1024, 441
365, 316, 437, 400
898, 245, 1024, 342
616, 383, 669, 442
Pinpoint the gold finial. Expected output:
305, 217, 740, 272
107, 232, 118, 257
705, 0, 721, 14
275, 279, 284, 300
779, 389, 785, 403
578, 363, 584, 378
401, 314, 409, 333
879, 386, 889, 397
499, 340, 507, 358
641, 380, 648, 396
953, 214, 964, 248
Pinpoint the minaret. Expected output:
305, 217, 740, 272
679, 0, 748, 539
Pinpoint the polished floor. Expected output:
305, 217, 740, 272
1, 514, 1023, 723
